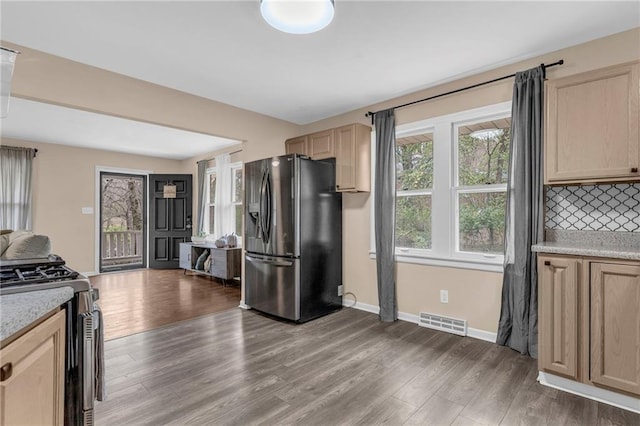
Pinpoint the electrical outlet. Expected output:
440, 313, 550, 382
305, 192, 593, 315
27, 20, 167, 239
338, 285, 343, 297
440, 290, 449, 304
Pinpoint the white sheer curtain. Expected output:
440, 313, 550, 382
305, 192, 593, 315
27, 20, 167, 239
213, 153, 232, 238
0, 146, 36, 230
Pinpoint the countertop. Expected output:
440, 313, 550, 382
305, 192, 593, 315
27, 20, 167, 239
532, 230, 640, 260
0, 287, 74, 341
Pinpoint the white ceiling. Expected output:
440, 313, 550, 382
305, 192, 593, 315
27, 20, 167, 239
1, 98, 241, 160
1, 1, 639, 157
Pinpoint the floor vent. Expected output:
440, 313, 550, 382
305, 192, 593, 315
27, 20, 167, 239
418, 312, 467, 336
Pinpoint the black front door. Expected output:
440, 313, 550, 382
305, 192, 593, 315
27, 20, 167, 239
149, 174, 192, 268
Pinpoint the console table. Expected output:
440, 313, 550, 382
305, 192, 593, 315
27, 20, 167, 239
179, 243, 241, 283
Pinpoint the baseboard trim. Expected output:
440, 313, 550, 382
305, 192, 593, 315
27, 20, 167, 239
538, 372, 640, 414
238, 301, 250, 310
82, 271, 99, 277
343, 300, 497, 343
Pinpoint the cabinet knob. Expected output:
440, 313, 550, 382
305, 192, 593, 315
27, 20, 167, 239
544, 261, 551, 266
0, 363, 12, 381
632, 167, 638, 173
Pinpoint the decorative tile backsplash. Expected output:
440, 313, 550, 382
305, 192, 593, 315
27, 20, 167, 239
545, 183, 640, 232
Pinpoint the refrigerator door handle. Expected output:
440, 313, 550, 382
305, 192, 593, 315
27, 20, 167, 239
263, 169, 272, 243
259, 170, 267, 242
246, 254, 293, 267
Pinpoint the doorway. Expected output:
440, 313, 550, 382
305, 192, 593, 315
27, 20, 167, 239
100, 172, 147, 272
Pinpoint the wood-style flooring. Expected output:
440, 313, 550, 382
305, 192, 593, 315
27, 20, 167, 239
95, 307, 639, 425
91, 269, 241, 340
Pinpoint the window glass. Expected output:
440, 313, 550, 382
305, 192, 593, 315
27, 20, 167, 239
458, 191, 506, 254
458, 119, 511, 186
395, 132, 433, 249
396, 132, 433, 190
233, 168, 243, 203
209, 172, 217, 203
396, 195, 432, 249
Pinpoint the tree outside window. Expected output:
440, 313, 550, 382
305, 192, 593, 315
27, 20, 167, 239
456, 119, 511, 254
395, 132, 433, 249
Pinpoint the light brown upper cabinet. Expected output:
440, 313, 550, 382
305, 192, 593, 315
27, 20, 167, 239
545, 61, 639, 184
334, 123, 371, 192
285, 123, 371, 192
285, 135, 308, 156
308, 129, 335, 160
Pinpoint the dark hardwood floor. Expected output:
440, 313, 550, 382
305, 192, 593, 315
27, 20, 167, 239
95, 307, 639, 425
91, 269, 241, 340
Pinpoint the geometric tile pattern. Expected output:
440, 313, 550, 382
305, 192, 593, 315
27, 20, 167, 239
545, 183, 640, 232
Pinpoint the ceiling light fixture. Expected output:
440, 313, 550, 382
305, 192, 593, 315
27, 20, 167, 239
260, 0, 335, 34
1, 47, 19, 119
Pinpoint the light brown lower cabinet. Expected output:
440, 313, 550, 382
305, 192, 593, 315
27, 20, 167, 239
538, 254, 640, 397
0, 309, 66, 426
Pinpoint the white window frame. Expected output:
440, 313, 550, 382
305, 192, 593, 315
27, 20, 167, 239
370, 101, 511, 273
230, 163, 243, 237
204, 161, 243, 236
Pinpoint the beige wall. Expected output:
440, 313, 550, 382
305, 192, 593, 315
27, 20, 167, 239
0, 137, 183, 273
3, 29, 638, 333
301, 28, 640, 333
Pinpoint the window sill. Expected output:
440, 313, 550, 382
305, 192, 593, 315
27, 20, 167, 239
369, 251, 504, 273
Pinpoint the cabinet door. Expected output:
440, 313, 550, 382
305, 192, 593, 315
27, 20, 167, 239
336, 123, 371, 192
546, 62, 639, 183
0, 310, 65, 426
179, 243, 192, 269
538, 255, 580, 380
285, 136, 308, 156
591, 262, 640, 396
308, 130, 335, 160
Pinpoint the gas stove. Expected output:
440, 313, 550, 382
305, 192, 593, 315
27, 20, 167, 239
0, 254, 92, 294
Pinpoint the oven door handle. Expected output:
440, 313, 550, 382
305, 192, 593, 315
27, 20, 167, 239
79, 312, 95, 411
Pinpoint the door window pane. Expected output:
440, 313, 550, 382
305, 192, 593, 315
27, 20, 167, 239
396, 195, 431, 249
396, 132, 433, 191
458, 118, 511, 186
458, 192, 506, 254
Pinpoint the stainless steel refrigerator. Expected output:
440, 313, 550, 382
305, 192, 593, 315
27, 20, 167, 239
244, 154, 342, 322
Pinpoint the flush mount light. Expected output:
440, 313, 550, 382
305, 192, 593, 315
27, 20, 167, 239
260, 0, 335, 34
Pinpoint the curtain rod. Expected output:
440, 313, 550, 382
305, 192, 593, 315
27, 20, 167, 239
1, 145, 38, 157
0, 46, 21, 54
197, 148, 243, 164
365, 59, 564, 123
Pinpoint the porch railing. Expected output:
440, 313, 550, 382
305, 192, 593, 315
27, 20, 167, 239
102, 231, 143, 267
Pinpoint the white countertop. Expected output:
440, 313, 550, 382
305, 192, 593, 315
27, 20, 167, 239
0, 287, 74, 341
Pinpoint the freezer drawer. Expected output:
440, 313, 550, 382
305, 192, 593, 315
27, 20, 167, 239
245, 254, 299, 321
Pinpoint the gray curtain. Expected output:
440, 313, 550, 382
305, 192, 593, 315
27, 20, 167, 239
496, 66, 545, 357
196, 159, 208, 235
374, 109, 398, 322
0, 145, 35, 230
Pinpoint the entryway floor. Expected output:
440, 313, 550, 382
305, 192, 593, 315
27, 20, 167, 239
90, 269, 241, 340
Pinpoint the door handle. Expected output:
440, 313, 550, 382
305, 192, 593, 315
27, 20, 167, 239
246, 255, 293, 267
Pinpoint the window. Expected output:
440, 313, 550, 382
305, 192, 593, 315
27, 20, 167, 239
396, 131, 433, 249
204, 162, 243, 238
455, 118, 510, 255
372, 102, 511, 272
